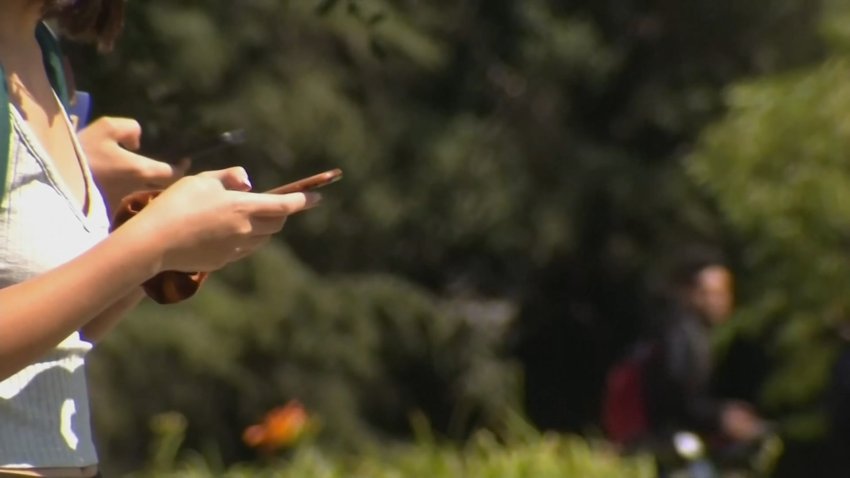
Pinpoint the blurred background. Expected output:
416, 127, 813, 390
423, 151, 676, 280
63, 0, 850, 476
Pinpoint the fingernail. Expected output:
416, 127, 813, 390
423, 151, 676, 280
235, 167, 252, 190
305, 192, 323, 208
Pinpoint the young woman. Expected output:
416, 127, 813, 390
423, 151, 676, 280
0, 1, 321, 475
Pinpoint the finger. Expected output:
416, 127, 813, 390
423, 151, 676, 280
238, 191, 322, 217
107, 150, 188, 186
172, 157, 192, 176
248, 216, 288, 236
143, 161, 188, 187
198, 167, 252, 192
101, 117, 143, 151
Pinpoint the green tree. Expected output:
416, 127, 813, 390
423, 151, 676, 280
685, 2, 850, 473
60, 0, 834, 472
689, 19, 850, 440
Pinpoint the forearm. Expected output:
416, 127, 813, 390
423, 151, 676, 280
0, 223, 161, 380
80, 287, 146, 343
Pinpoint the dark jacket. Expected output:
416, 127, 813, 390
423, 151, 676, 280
644, 306, 724, 436
827, 343, 850, 468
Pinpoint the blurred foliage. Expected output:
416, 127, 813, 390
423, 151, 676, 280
70, 0, 824, 291
129, 410, 655, 478
685, 3, 850, 474
89, 243, 520, 470
689, 51, 850, 436
58, 0, 850, 475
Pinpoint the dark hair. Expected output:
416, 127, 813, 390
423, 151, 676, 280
43, 0, 126, 51
669, 246, 727, 290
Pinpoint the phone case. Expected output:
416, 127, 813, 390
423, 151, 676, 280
111, 190, 208, 304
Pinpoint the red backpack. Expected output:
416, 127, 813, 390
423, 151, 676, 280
602, 344, 656, 445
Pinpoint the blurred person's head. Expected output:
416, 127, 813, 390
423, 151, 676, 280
670, 248, 734, 326
41, 0, 126, 50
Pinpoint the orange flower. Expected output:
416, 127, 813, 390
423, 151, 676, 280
243, 400, 310, 453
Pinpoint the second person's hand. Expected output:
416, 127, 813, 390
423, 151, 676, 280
79, 116, 190, 214
721, 401, 767, 443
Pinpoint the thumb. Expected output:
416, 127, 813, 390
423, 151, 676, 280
135, 154, 190, 186
170, 157, 192, 177
199, 167, 252, 192
101, 117, 143, 151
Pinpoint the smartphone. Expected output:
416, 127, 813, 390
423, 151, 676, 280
265, 169, 344, 194
165, 129, 247, 163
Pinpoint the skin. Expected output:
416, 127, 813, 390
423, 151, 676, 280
79, 116, 191, 216
0, 1, 321, 381
687, 265, 735, 327
76, 117, 190, 342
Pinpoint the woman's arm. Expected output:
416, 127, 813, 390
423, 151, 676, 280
77, 116, 188, 342
0, 215, 165, 380
0, 168, 320, 381
80, 287, 145, 343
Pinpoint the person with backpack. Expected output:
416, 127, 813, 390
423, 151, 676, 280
643, 250, 767, 471
604, 249, 768, 468
0, 1, 322, 475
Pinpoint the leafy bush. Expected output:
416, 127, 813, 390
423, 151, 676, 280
131, 411, 655, 478
89, 243, 520, 472
688, 57, 850, 437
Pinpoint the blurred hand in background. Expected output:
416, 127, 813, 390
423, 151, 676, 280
79, 116, 190, 215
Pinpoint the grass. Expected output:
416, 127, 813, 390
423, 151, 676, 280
132, 411, 656, 478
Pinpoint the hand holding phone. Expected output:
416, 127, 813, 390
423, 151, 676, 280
110, 168, 344, 305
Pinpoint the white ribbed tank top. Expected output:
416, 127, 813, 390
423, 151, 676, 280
0, 100, 109, 467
